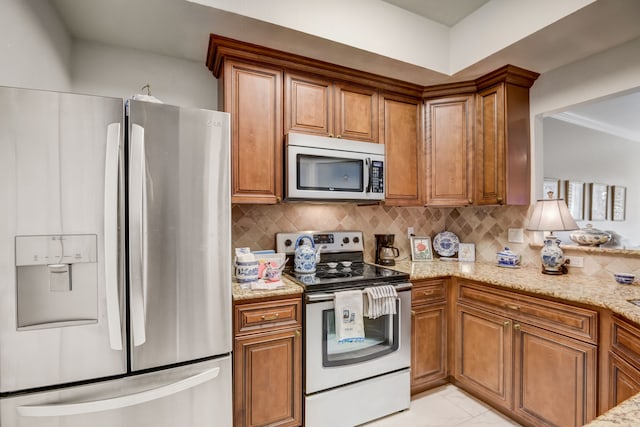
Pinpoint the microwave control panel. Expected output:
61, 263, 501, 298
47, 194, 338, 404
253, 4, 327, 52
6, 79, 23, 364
370, 161, 384, 193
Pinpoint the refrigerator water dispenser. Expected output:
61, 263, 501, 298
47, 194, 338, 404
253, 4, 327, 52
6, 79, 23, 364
15, 234, 99, 330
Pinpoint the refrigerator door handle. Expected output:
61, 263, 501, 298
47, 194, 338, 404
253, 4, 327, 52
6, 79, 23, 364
129, 124, 147, 346
16, 367, 221, 417
105, 122, 123, 351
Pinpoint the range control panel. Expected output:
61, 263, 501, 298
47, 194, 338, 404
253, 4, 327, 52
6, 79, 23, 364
275, 231, 364, 255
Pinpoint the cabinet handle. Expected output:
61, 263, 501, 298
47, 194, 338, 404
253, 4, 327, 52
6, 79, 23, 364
261, 313, 280, 321
503, 321, 510, 328
468, 199, 473, 204
505, 304, 520, 311
513, 324, 521, 330
422, 290, 435, 296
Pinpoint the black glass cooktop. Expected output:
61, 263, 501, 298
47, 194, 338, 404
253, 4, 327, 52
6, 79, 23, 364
283, 262, 409, 293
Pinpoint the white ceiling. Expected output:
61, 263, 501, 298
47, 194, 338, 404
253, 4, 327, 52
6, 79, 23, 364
381, 0, 490, 26
49, 0, 640, 140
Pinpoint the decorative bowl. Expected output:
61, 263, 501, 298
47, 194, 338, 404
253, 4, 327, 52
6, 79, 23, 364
496, 247, 521, 267
614, 273, 635, 285
569, 224, 611, 246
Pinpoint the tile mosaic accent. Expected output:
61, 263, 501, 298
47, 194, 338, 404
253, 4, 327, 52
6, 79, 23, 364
232, 203, 640, 279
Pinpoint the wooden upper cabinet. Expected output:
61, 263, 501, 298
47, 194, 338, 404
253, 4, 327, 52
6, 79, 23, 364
284, 72, 333, 136
284, 71, 378, 142
424, 94, 474, 206
334, 82, 378, 142
380, 93, 422, 206
223, 59, 283, 204
475, 66, 539, 206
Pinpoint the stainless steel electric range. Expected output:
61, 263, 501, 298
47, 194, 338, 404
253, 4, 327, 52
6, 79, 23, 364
276, 231, 412, 427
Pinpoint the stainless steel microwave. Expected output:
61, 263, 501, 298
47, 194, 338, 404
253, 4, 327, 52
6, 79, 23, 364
285, 132, 385, 201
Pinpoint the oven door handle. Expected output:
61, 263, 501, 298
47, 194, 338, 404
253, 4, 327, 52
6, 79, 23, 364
305, 282, 412, 303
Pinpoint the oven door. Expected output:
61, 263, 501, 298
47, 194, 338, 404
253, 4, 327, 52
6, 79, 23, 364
304, 286, 411, 394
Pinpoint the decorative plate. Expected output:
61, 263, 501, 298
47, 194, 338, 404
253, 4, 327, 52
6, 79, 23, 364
433, 231, 460, 257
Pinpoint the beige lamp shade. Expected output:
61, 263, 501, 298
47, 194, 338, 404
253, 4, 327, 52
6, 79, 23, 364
527, 199, 579, 232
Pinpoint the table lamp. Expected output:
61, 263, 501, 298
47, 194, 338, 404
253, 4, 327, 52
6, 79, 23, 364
526, 193, 578, 274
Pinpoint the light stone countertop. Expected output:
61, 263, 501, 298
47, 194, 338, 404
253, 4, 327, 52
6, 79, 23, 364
230, 260, 640, 425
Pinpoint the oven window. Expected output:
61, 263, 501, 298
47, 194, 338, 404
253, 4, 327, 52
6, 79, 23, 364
321, 300, 399, 367
297, 154, 363, 192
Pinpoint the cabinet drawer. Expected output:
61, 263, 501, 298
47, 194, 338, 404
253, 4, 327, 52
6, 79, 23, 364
457, 280, 598, 343
412, 279, 446, 306
235, 298, 302, 335
611, 316, 640, 366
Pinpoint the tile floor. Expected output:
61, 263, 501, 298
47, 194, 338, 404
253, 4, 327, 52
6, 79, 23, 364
360, 384, 521, 427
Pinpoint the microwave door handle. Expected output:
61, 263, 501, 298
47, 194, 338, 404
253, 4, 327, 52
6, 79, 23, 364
365, 158, 371, 193
104, 123, 123, 351
129, 124, 147, 346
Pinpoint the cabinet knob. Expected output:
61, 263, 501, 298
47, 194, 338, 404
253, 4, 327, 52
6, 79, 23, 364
276, 196, 281, 203
411, 310, 416, 316
468, 199, 473, 204
514, 324, 521, 330
295, 330, 301, 337
505, 304, 520, 311
503, 321, 510, 328
336, 134, 342, 138
497, 196, 503, 204
328, 133, 334, 138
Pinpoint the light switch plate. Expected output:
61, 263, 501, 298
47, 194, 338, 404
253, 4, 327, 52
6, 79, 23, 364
508, 228, 524, 243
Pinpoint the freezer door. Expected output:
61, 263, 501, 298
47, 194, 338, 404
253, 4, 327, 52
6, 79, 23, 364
127, 101, 231, 371
0, 87, 126, 393
0, 356, 232, 427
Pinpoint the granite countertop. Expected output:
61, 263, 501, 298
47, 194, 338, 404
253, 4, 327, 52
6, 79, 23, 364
230, 260, 640, 424
232, 276, 303, 301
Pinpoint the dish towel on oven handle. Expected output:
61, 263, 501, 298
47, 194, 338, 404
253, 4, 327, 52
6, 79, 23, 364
363, 285, 398, 319
334, 290, 365, 343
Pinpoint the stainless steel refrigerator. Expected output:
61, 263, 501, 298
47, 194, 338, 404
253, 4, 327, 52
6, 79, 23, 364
0, 87, 232, 426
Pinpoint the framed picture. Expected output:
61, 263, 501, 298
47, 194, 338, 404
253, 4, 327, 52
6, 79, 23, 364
589, 183, 608, 221
543, 178, 561, 199
458, 243, 475, 262
410, 236, 433, 262
564, 181, 585, 220
612, 185, 627, 221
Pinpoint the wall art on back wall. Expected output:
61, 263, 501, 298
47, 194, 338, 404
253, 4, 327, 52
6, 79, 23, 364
612, 185, 627, 221
564, 180, 585, 221
543, 178, 561, 199
410, 236, 433, 262
589, 183, 608, 221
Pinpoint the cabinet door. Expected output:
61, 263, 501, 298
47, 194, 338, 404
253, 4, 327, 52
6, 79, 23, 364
424, 95, 474, 206
284, 72, 333, 136
224, 59, 283, 204
380, 93, 423, 206
475, 84, 505, 205
454, 304, 512, 410
234, 329, 302, 427
412, 304, 447, 394
334, 82, 378, 142
513, 322, 597, 427
609, 351, 640, 409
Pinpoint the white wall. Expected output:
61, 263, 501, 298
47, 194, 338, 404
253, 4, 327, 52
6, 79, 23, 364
543, 118, 640, 247
0, 0, 72, 91
0, 1, 217, 109
530, 36, 640, 202
71, 41, 217, 109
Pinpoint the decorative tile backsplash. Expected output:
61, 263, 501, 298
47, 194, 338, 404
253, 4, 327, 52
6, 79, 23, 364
232, 203, 640, 280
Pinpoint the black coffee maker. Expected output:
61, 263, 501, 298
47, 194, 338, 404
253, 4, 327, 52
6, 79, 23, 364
375, 234, 400, 266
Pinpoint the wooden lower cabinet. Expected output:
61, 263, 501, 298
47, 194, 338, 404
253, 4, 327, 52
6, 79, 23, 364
411, 279, 448, 393
233, 297, 302, 427
453, 280, 598, 426
608, 351, 640, 407
455, 304, 512, 410
513, 322, 597, 427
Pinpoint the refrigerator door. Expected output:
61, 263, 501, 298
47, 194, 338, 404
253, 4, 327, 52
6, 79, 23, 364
0, 356, 232, 427
127, 101, 231, 371
0, 87, 126, 393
